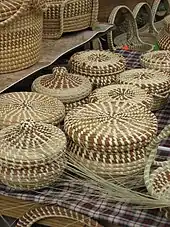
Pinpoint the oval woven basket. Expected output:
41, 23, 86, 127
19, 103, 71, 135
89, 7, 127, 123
16, 205, 102, 227
43, 0, 98, 39
140, 50, 170, 72
32, 67, 92, 112
89, 84, 153, 110
0, 119, 67, 190
64, 102, 158, 154
0, 92, 65, 128
118, 68, 170, 111
68, 50, 126, 88
0, 0, 46, 74
107, 5, 153, 52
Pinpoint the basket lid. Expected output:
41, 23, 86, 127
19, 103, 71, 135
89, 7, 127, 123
89, 84, 153, 109
32, 67, 92, 103
64, 102, 158, 153
0, 92, 65, 128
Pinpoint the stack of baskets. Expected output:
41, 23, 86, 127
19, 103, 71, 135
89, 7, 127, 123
0, 92, 65, 129
69, 50, 126, 88
0, 0, 46, 74
43, 0, 99, 39
118, 69, 170, 111
65, 102, 157, 177
32, 67, 92, 113
0, 119, 67, 190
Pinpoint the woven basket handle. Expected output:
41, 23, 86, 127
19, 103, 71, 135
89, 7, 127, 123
133, 2, 157, 34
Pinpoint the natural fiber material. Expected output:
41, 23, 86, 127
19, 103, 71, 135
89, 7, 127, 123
0, 0, 46, 74
0, 92, 65, 128
43, 0, 98, 39
0, 119, 67, 190
140, 50, 170, 72
16, 205, 102, 227
69, 50, 125, 88
158, 28, 170, 51
89, 84, 153, 110
118, 68, 170, 111
64, 102, 157, 153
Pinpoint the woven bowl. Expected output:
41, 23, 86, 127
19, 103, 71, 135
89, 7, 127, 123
69, 50, 126, 88
64, 102, 158, 153
0, 92, 65, 128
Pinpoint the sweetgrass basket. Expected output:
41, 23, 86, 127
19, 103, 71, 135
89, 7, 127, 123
0, 0, 46, 74
16, 205, 102, 227
43, 0, 99, 39
118, 68, 170, 111
107, 5, 153, 52
157, 15, 170, 50
68, 50, 126, 88
32, 67, 92, 113
0, 92, 65, 128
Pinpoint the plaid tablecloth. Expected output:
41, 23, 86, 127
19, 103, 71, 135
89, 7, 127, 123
1, 50, 170, 227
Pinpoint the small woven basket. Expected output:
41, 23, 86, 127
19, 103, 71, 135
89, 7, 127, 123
107, 5, 153, 52
157, 15, 170, 50
140, 50, 170, 72
0, 92, 65, 128
118, 68, 170, 111
32, 67, 92, 113
0, 0, 46, 74
43, 0, 99, 39
68, 50, 126, 88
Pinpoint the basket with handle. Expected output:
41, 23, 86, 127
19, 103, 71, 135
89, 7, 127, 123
107, 5, 153, 52
0, 0, 46, 74
43, 0, 99, 39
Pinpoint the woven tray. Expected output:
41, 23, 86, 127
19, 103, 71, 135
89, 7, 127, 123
107, 5, 153, 52
89, 84, 153, 110
0, 92, 65, 128
140, 50, 170, 72
64, 102, 158, 153
0, 119, 67, 190
43, 0, 98, 39
68, 50, 125, 88
118, 68, 170, 111
0, 0, 46, 74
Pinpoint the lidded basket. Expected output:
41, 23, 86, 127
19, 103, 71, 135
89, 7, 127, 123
0, 0, 46, 74
0, 119, 67, 189
118, 68, 170, 111
0, 92, 65, 128
43, 0, 99, 39
32, 67, 92, 112
69, 50, 126, 88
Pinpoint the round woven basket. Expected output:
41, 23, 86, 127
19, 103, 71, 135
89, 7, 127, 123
16, 205, 102, 227
0, 0, 46, 74
107, 5, 153, 52
0, 92, 65, 128
0, 119, 67, 190
89, 84, 153, 110
32, 67, 92, 113
43, 0, 98, 39
118, 68, 170, 111
68, 50, 126, 88
64, 102, 158, 154
140, 50, 170, 72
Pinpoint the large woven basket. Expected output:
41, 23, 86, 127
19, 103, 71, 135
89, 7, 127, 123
43, 0, 99, 39
107, 5, 153, 52
0, 0, 46, 74
0, 119, 67, 190
0, 92, 65, 128
68, 50, 126, 88
118, 68, 170, 111
32, 67, 92, 113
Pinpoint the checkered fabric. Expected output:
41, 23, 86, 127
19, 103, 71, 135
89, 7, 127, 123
0, 50, 170, 227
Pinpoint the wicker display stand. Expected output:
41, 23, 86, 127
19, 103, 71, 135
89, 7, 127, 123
43, 0, 99, 39
32, 67, 92, 113
0, 0, 46, 74
69, 50, 125, 88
